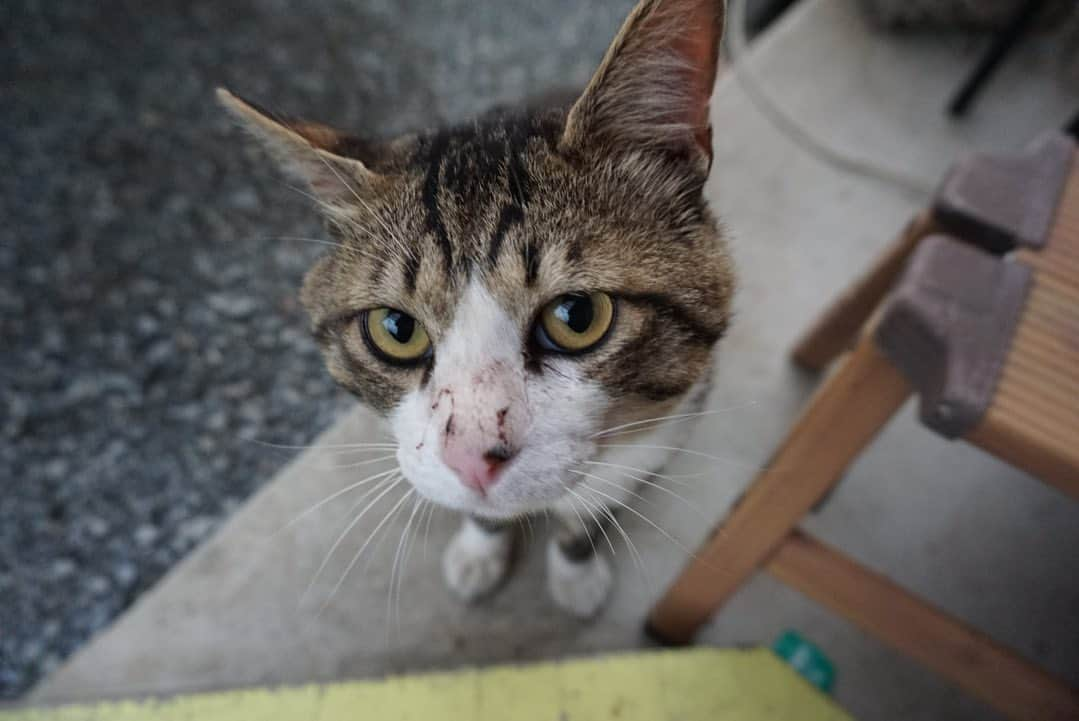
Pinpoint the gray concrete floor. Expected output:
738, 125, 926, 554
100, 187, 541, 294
2, 0, 639, 698
26, 1, 1079, 719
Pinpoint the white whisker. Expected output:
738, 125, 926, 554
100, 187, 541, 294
578, 489, 650, 589
281, 180, 326, 208
387, 495, 424, 634
421, 501, 436, 564
249, 439, 396, 452
590, 403, 758, 439
563, 490, 597, 559
586, 455, 694, 490
299, 475, 401, 606
402, 498, 427, 579
321, 453, 397, 471
272, 466, 400, 536
567, 488, 616, 558
523, 513, 536, 545
584, 459, 697, 487
253, 235, 348, 250
569, 469, 653, 507
319, 446, 400, 459
400, 499, 428, 622
582, 484, 696, 561
596, 443, 759, 470
307, 147, 418, 264
319, 488, 415, 615
359, 484, 415, 583
576, 468, 708, 523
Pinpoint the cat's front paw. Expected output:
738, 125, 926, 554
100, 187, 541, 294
442, 519, 513, 602
546, 541, 612, 619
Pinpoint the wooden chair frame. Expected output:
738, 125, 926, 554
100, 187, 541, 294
646, 138, 1079, 721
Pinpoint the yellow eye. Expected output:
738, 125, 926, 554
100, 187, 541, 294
363, 308, 432, 364
536, 292, 615, 353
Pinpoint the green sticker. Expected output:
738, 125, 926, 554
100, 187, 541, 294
773, 629, 836, 694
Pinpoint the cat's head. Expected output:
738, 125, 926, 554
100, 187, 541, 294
220, 0, 733, 519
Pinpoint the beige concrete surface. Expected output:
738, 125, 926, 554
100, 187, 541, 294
30, 2, 1079, 719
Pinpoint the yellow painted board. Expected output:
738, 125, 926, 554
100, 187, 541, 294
5, 648, 851, 721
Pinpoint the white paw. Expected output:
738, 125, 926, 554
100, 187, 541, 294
546, 541, 613, 619
442, 520, 512, 602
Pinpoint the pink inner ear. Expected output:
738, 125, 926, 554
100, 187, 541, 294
563, 0, 724, 155
309, 173, 344, 197
289, 120, 344, 152
666, 2, 720, 137
617, 0, 722, 156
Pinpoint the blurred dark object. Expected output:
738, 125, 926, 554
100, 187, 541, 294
744, 0, 800, 37
1066, 109, 1079, 140
857, 0, 1073, 30
947, 0, 1050, 117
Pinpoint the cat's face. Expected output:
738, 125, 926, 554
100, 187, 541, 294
221, 0, 732, 519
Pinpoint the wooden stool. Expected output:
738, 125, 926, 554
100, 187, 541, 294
791, 132, 1075, 371
645, 133, 1079, 721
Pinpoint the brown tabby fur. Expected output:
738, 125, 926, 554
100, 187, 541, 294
219, 0, 734, 419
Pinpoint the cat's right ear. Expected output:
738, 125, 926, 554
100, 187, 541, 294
562, 0, 724, 167
216, 88, 376, 205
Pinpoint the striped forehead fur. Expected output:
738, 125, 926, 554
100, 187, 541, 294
222, 0, 733, 415
290, 100, 732, 414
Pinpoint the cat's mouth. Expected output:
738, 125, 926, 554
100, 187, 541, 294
424, 474, 576, 519
398, 442, 593, 520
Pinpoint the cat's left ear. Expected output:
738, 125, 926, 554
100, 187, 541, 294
562, 0, 724, 167
217, 88, 378, 204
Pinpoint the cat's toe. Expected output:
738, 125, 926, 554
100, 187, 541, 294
546, 541, 612, 619
442, 521, 512, 602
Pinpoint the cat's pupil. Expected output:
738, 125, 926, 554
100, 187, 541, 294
382, 311, 415, 344
555, 295, 593, 334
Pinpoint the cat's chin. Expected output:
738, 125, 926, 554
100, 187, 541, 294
410, 479, 576, 521
431, 493, 563, 521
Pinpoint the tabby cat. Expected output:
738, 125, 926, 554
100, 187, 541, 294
220, 0, 732, 617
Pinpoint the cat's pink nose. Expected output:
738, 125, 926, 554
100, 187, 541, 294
443, 445, 515, 495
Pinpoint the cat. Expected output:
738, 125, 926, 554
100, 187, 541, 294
219, 0, 733, 618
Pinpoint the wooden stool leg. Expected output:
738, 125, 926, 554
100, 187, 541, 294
791, 212, 936, 371
646, 335, 911, 645
767, 531, 1079, 721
